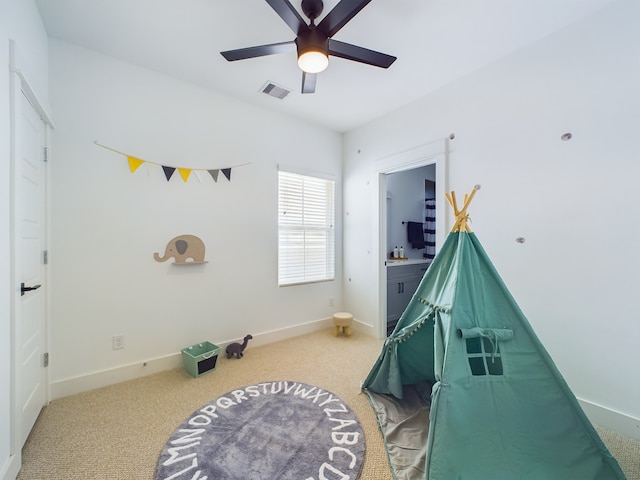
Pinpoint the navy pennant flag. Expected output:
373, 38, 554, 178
162, 166, 176, 181
222, 168, 232, 181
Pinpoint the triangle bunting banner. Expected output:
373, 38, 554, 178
94, 141, 248, 186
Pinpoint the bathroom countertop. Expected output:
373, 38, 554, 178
386, 258, 430, 267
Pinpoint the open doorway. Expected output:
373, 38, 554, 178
384, 165, 436, 335
375, 138, 449, 339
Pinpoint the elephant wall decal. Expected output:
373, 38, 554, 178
154, 234, 207, 264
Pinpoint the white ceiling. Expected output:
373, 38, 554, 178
35, 0, 617, 132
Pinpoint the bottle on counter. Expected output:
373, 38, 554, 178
393, 246, 399, 258
399, 246, 404, 258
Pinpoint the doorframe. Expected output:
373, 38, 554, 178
8, 38, 54, 474
374, 138, 450, 339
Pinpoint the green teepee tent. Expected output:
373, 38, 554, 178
363, 189, 626, 480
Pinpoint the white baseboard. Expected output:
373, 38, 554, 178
578, 397, 640, 441
50, 352, 183, 400
238, 317, 333, 349
51, 317, 333, 400
351, 318, 378, 338
0, 453, 20, 480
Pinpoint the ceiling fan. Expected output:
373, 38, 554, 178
220, 0, 397, 94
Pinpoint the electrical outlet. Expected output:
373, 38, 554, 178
112, 335, 125, 350
329, 297, 334, 307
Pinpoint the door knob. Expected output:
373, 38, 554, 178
21, 282, 41, 296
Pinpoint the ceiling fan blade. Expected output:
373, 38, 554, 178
328, 39, 396, 68
301, 71, 317, 94
266, 0, 308, 34
221, 41, 296, 61
317, 0, 372, 38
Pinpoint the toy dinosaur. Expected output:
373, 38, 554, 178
225, 334, 253, 359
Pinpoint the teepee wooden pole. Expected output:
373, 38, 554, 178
450, 192, 460, 216
446, 187, 478, 232
459, 188, 477, 216
445, 192, 458, 214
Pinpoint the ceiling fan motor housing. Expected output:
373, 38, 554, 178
296, 28, 329, 57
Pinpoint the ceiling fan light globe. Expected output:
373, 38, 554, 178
298, 51, 329, 73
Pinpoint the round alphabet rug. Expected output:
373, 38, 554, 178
155, 381, 365, 480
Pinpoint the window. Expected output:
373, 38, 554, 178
278, 170, 335, 286
465, 337, 504, 376
459, 328, 511, 377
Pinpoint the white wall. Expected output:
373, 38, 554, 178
47, 40, 343, 397
1, 1, 49, 478
343, 0, 640, 439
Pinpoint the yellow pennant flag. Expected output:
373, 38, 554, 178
127, 156, 144, 173
178, 168, 192, 183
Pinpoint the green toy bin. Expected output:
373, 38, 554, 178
181, 341, 220, 378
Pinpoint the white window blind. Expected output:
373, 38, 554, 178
278, 170, 335, 286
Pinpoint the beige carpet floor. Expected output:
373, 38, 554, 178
18, 329, 640, 479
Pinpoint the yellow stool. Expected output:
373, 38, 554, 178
332, 312, 353, 337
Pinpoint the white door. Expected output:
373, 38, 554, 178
16, 91, 48, 446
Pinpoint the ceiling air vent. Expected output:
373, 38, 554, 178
260, 81, 292, 100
